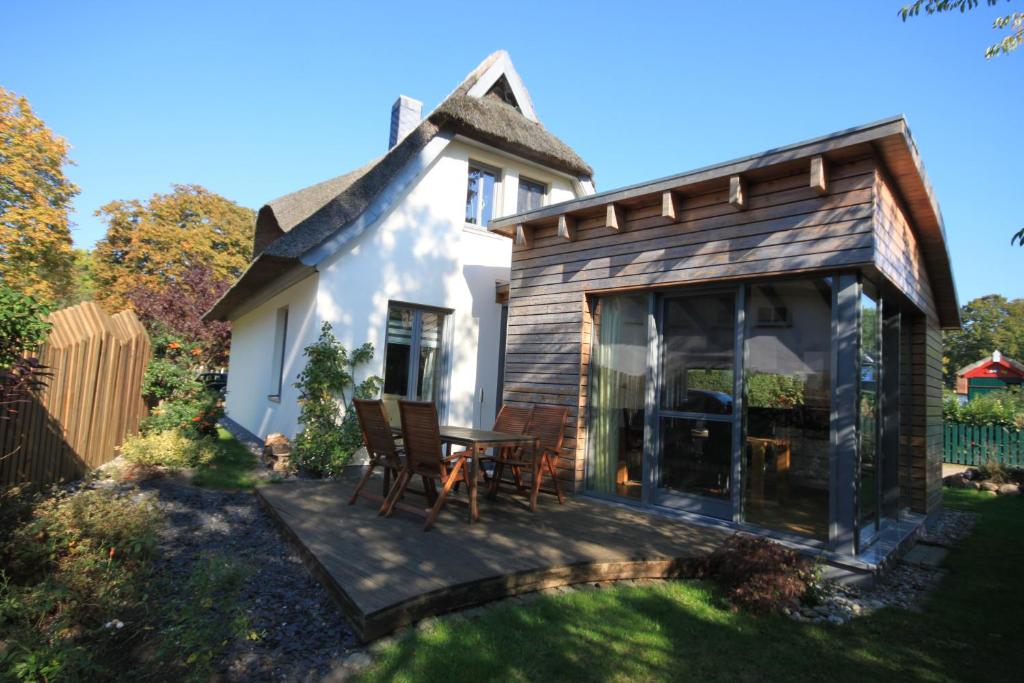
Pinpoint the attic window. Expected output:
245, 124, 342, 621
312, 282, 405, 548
484, 75, 521, 113
517, 177, 546, 213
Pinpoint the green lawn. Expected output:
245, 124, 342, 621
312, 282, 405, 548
359, 489, 1023, 683
190, 427, 260, 490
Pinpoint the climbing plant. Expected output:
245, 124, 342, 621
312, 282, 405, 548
292, 322, 382, 476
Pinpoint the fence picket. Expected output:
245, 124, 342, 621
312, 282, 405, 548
0, 302, 150, 485
944, 421, 1024, 468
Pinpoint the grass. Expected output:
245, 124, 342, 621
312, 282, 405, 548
359, 489, 1024, 683
190, 427, 260, 490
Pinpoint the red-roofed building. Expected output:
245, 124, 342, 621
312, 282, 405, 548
955, 351, 1024, 400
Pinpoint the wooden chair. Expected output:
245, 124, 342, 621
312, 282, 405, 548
485, 405, 534, 497
348, 399, 405, 508
382, 400, 471, 531
495, 404, 568, 511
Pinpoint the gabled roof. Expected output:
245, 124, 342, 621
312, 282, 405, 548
206, 51, 591, 321
489, 115, 961, 329
957, 352, 1024, 378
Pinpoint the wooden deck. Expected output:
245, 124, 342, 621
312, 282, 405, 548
256, 473, 733, 642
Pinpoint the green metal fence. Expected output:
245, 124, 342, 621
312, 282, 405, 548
944, 422, 1024, 466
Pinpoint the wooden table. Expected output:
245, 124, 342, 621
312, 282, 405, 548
392, 425, 539, 523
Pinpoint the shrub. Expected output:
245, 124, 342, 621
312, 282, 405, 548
747, 372, 806, 409
292, 322, 382, 477
141, 355, 204, 407
944, 388, 1024, 428
119, 429, 217, 469
0, 284, 51, 367
697, 534, 818, 614
0, 487, 161, 680
141, 390, 222, 438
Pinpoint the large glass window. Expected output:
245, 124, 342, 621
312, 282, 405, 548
743, 280, 832, 540
382, 304, 449, 423
466, 163, 498, 226
656, 292, 736, 504
587, 295, 647, 500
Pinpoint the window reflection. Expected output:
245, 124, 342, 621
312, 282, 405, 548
743, 280, 832, 540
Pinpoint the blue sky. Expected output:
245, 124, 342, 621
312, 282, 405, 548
3, 0, 1021, 303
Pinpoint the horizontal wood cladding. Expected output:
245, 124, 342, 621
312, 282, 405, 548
873, 171, 939, 321
503, 158, 880, 493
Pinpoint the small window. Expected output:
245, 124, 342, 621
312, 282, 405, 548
466, 163, 499, 226
517, 176, 546, 213
269, 306, 289, 399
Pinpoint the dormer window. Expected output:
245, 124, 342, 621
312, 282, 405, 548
466, 162, 499, 226
517, 177, 546, 213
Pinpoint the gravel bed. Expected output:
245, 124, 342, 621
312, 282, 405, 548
131, 476, 358, 681
787, 507, 979, 625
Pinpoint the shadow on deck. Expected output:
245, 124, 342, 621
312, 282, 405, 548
256, 473, 733, 642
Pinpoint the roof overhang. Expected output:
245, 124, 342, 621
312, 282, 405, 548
489, 116, 960, 329
203, 255, 315, 322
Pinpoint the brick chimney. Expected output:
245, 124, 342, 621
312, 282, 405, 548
389, 95, 422, 149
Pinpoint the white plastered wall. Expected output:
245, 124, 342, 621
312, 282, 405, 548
316, 139, 577, 429
223, 273, 320, 439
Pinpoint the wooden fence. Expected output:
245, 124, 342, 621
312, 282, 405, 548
0, 302, 151, 486
943, 422, 1024, 467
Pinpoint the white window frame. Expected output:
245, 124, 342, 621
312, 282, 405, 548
269, 306, 289, 401
466, 160, 502, 227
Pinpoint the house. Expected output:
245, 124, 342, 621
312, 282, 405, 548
205, 51, 593, 438
488, 117, 959, 560
955, 350, 1024, 401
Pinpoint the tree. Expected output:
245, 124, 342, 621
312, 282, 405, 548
127, 265, 233, 367
900, 1, 1023, 58
55, 248, 97, 307
0, 87, 79, 306
92, 184, 254, 312
943, 294, 1024, 385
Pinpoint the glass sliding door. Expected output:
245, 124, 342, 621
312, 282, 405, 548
743, 280, 832, 540
586, 294, 648, 500
382, 303, 449, 424
653, 291, 738, 517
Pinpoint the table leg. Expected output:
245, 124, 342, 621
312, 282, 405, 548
469, 444, 480, 523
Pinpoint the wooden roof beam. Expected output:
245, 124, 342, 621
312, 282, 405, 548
729, 175, 747, 210
557, 215, 576, 241
661, 191, 681, 221
604, 203, 626, 232
810, 155, 828, 195
514, 224, 531, 248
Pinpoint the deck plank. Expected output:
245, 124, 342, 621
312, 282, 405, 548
256, 474, 732, 641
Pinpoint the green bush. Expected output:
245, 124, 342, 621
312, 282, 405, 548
747, 372, 806, 409
141, 389, 222, 438
119, 429, 217, 469
0, 284, 52, 367
292, 322, 382, 477
0, 487, 161, 680
141, 356, 202, 407
943, 388, 1024, 428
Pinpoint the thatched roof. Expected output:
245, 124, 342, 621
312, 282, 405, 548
206, 51, 590, 321
432, 95, 591, 177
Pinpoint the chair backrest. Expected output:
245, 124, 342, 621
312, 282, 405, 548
493, 404, 533, 435
527, 405, 569, 453
353, 399, 401, 466
398, 400, 445, 477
